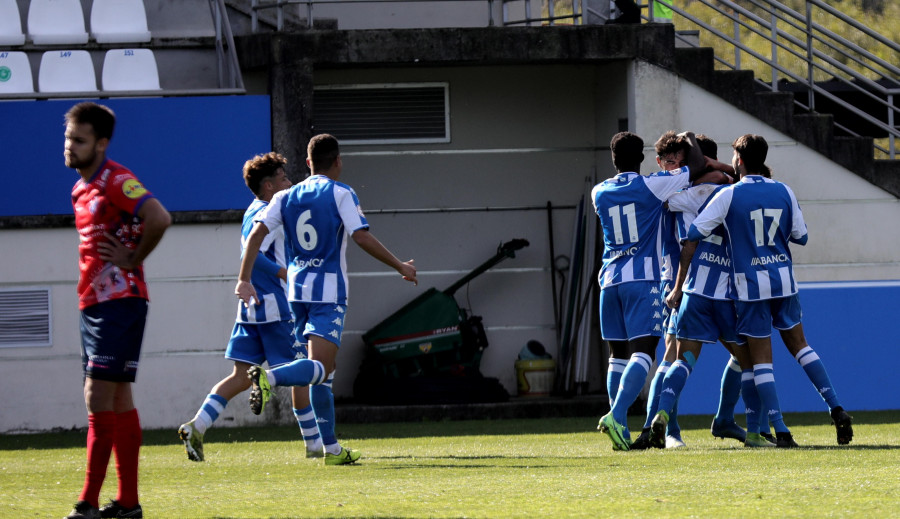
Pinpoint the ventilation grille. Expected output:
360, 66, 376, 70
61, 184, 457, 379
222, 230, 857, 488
313, 83, 450, 144
0, 288, 52, 348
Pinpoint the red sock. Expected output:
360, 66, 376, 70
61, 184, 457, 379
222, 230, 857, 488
113, 408, 142, 508
79, 411, 117, 507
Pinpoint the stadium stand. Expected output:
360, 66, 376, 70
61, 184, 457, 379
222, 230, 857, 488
101, 48, 160, 91
0, 0, 26, 45
27, 0, 89, 45
0, 51, 34, 93
91, 0, 152, 43
37, 49, 96, 92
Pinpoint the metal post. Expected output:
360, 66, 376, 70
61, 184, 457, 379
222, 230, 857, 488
549, 0, 555, 26
770, 9, 778, 89
251, 0, 258, 33
277, 0, 284, 31
488, 0, 494, 26
307, 0, 314, 29
805, 2, 815, 112
733, 9, 740, 70
889, 93, 896, 159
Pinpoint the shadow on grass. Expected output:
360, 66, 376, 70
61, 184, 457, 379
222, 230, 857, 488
2, 410, 897, 451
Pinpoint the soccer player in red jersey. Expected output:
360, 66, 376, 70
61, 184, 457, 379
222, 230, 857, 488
64, 102, 171, 519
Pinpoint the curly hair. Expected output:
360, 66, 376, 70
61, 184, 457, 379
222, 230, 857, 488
243, 152, 288, 196
610, 131, 644, 172
654, 130, 689, 158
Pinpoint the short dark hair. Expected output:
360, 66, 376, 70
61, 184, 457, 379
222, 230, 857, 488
610, 132, 644, 172
307, 134, 340, 173
696, 134, 717, 160
243, 152, 287, 196
732, 134, 771, 177
654, 130, 689, 158
65, 102, 116, 141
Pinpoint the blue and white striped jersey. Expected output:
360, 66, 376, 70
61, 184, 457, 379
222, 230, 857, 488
256, 175, 369, 305
237, 199, 290, 323
688, 175, 808, 301
659, 206, 680, 283
668, 183, 733, 300
591, 167, 692, 288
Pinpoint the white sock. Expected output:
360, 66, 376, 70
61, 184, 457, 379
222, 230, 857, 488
324, 442, 342, 455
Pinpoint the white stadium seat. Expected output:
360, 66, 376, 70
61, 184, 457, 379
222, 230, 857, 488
38, 50, 97, 92
0, 0, 26, 45
102, 48, 160, 91
28, 0, 89, 45
91, 0, 151, 44
0, 51, 35, 94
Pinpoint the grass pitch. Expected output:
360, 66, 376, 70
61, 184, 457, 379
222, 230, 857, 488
2, 411, 898, 518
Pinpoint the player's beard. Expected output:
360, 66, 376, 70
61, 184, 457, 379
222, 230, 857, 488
65, 149, 96, 170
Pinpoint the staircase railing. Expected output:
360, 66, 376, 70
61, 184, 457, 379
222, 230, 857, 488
210, 0, 246, 90
242, 0, 898, 158
657, 0, 899, 159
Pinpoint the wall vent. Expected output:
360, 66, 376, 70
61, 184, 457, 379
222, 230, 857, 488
313, 83, 450, 144
0, 288, 52, 348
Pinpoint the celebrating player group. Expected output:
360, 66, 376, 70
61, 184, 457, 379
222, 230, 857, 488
59, 98, 852, 519
593, 130, 853, 451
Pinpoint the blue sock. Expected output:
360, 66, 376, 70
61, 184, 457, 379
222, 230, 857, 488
192, 393, 228, 434
741, 370, 761, 434
657, 360, 691, 417
715, 356, 743, 423
311, 372, 337, 449
795, 346, 841, 411
293, 403, 321, 449
643, 361, 671, 429
668, 397, 681, 437
607, 358, 628, 406
611, 353, 652, 424
270, 358, 326, 387
753, 363, 788, 433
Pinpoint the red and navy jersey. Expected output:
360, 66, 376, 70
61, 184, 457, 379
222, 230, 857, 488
72, 158, 155, 309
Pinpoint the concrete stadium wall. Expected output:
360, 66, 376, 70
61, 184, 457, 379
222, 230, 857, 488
630, 61, 900, 416
0, 59, 898, 432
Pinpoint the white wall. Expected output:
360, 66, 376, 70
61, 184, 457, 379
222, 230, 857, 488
1, 59, 897, 432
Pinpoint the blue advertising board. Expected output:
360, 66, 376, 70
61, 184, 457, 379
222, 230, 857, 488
676, 280, 899, 415
0, 96, 271, 216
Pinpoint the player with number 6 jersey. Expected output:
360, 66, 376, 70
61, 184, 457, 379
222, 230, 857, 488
237, 134, 417, 466
258, 174, 367, 305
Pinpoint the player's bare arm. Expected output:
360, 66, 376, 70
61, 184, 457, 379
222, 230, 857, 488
98, 198, 171, 270
666, 239, 697, 309
235, 221, 269, 305
694, 168, 733, 185
351, 228, 418, 285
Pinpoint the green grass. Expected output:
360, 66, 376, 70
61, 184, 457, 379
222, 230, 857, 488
2, 411, 898, 518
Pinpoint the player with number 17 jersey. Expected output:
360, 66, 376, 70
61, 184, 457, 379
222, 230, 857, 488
255, 175, 369, 305
592, 166, 692, 289
688, 175, 807, 301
